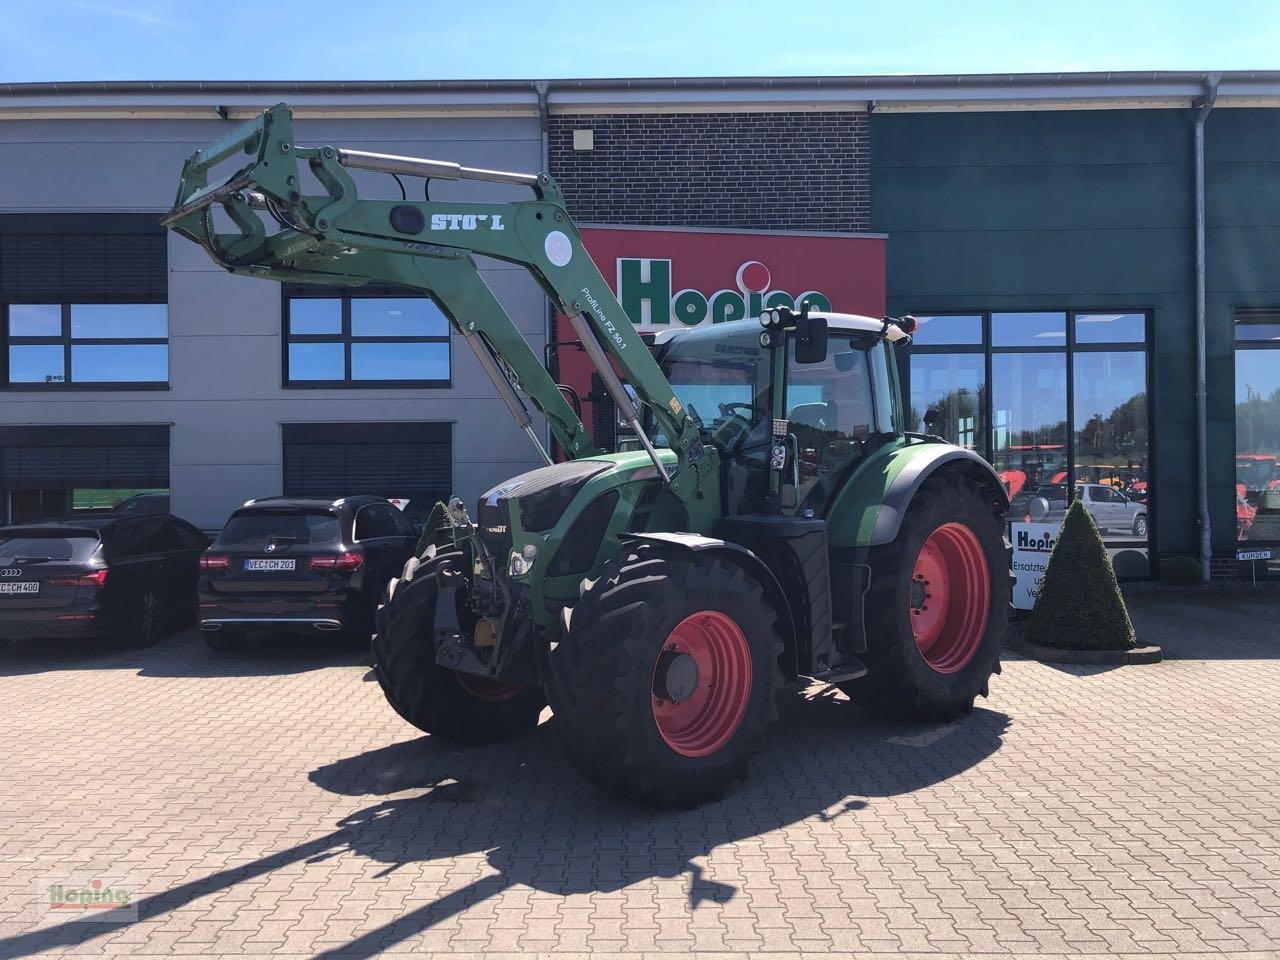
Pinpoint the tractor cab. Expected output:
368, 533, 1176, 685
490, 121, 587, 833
650, 311, 911, 519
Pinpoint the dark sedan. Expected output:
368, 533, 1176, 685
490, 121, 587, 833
0, 515, 208, 647
198, 496, 416, 650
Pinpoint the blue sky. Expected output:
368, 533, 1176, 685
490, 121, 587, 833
2, 0, 1278, 82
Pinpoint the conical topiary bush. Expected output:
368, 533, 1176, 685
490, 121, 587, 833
1026, 498, 1136, 650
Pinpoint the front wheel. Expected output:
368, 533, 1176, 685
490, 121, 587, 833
372, 549, 545, 744
840, 473, 1008, 720
548, 547, 782, 807
1133, 513, 1148, 537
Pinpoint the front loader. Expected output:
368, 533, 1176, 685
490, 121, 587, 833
165, 104, 1010, 806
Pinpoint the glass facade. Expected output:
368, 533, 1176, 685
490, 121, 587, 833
1234, 309, 1280, 544
285, 293, 451, 386
4, 303, 168, 386
908, 310, 1150, 573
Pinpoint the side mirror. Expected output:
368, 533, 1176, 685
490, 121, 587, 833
923, 408, 942, 429
794, 309, 828, 365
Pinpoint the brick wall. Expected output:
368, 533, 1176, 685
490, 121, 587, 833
548, 112, 869, 231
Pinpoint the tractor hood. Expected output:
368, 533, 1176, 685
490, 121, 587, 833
476, 450, 678, 594
478, 451, 675, 536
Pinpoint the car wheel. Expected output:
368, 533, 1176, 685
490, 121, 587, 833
129, 590, 164, 648
1133, 513, 1148, 538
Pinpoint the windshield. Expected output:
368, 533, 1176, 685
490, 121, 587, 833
0, 535, 100, 563
216, 511, 341, 549
654, 324, 770, 447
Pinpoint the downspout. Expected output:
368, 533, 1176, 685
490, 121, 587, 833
1193, 75, 1219, 583
535, 80, 555, 455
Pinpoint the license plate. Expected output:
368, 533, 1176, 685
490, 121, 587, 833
0, 582, 39, 594
244, 558, 296, 572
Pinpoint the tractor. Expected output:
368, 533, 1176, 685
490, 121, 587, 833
164, 104, 1010, 806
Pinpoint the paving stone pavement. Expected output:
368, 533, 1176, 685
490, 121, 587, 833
0, 590, 1277, 959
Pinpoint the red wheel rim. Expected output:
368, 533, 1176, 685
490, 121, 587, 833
651, 610, 752, 758
454, 671, 524, 702
909, 522, 990, 674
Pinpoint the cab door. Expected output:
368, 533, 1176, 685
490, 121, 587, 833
782, 335, 895, 517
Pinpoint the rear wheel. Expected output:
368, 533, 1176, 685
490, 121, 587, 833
372, 548, 545, 744
1133, 513, 1148, 537
548, 547, 782, 807
118, 589, 164, 648
840, 473, 1007, 720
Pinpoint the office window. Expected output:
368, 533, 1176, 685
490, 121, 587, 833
905, 309, 1151, 573
1235, 308, 1280, 544
285, 291, 451, 387
1, 216, 168, 390
4, 303, 168, 387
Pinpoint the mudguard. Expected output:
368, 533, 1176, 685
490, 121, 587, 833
828, 441, 1009, 549
621, 531, 803, 677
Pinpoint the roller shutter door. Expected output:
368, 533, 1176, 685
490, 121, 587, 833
282, 422, 451, 503
0, 425, 169, 490
0, 214, 167, 303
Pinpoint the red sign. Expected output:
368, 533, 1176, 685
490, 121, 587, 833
554, 225, 885, 448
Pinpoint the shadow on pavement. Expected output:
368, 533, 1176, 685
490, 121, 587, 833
0, 627, 370, 678
0, 688, 1008, 959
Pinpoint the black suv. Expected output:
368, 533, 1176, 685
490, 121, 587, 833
0, 514, 208, 647
198, 496, 417, 650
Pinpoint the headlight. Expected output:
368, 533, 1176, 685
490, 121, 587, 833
508, 544, 537, 577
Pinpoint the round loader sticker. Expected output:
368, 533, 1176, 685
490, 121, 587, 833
544, 231, 573, 267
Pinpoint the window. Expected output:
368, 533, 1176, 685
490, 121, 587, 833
4, 303, 168, 387
905, 309, 1150, 570
216, 511, 342, 549
787, 337, 884, 512
284, 290, 451, 387
354, 503, 401, 541
1235, 308, 1280, 545
1, 216, 168, 390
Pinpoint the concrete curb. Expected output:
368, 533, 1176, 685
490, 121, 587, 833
1008, 635, 1163, 665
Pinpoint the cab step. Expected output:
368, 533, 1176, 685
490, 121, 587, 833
811, 658, 869, 684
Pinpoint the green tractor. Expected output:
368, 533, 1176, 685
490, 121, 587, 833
165, 104, 1010, 806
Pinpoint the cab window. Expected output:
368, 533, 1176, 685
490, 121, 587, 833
786, 338, 891, 512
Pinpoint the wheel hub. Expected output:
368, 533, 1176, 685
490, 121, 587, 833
653, 648, 700, 704
650, 610, 752, 758
909, 522, 990, 675
909, 577, 929, 610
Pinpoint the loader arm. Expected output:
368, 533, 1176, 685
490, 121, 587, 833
162, 104, 715, 502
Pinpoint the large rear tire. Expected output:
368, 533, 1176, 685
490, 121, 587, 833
548, 546, 782, 807
840, 473, 1007, 720
372, 548, 545, 744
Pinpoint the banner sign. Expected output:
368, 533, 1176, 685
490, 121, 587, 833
578, 226, 885, 331
554, 226, 886, 448
1011, 521, 1060, 610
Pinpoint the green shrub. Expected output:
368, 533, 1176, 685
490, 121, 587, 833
1160, 555, 1203, 586
1027, 499, 1136, 650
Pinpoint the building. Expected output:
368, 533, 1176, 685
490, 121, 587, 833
1, 72, 1277, 579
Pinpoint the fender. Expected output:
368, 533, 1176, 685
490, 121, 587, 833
869, 444, 1009, 546
827, 440, 1009, 549
621, 531, 803, 677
